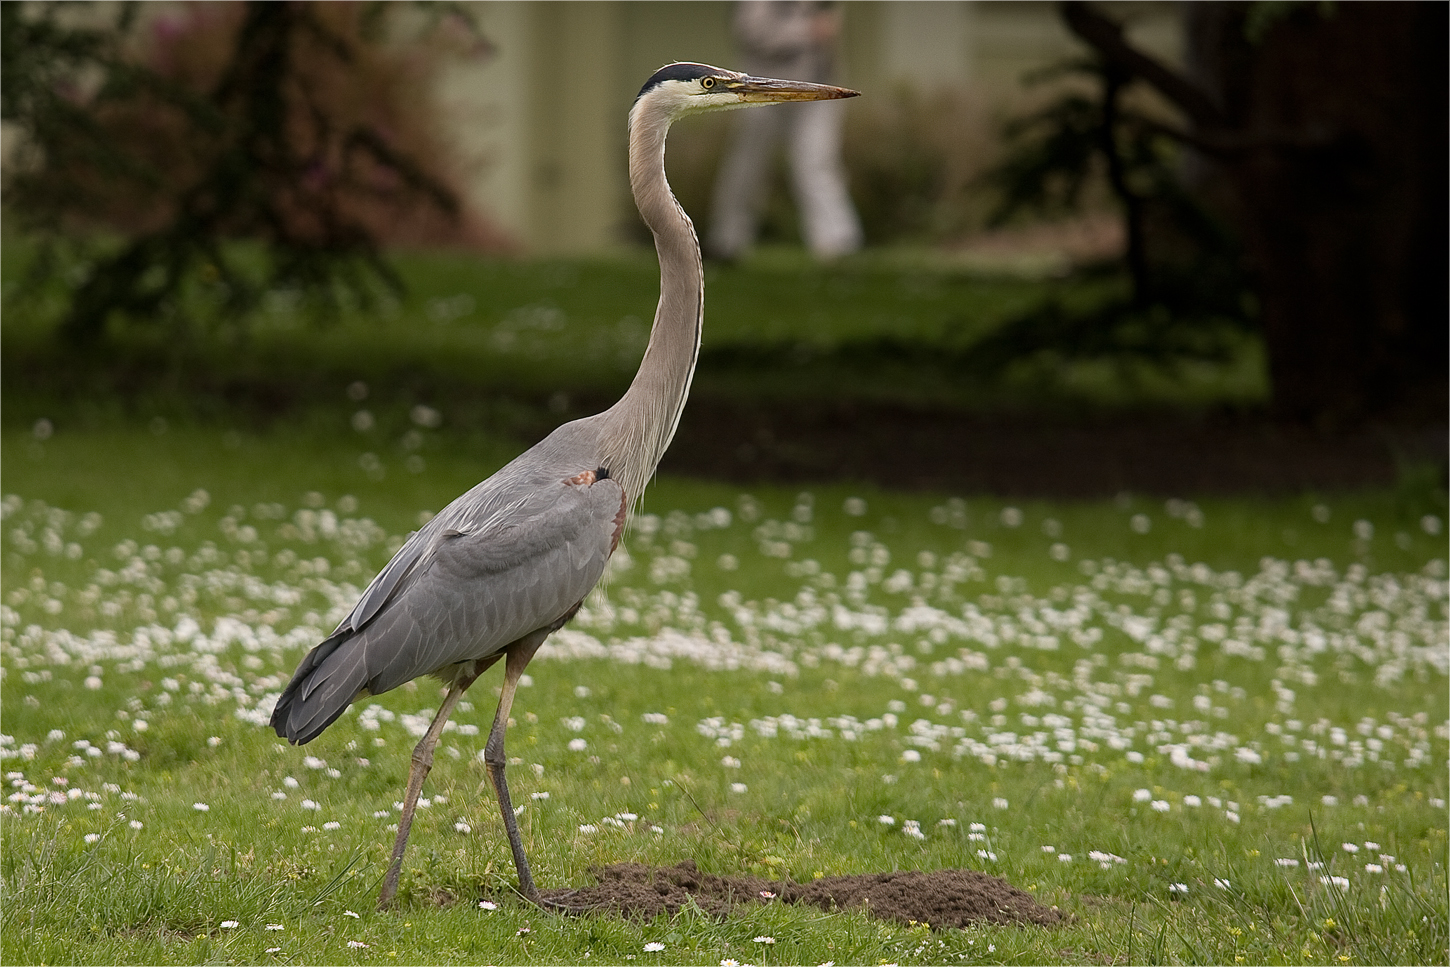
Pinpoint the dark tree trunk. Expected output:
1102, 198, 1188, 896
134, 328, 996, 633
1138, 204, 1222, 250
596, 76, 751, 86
1213, 2, 1448, 423
1098, 65, 1151, 308
1066, 1, 1448, 424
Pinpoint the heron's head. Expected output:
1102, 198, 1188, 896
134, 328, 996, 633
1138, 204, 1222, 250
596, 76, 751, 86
632, 62, 858, 125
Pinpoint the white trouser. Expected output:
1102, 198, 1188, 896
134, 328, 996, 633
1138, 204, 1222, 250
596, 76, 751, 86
708, 97, 863, 259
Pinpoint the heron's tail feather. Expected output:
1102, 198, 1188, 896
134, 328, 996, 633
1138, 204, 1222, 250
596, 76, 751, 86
270, 632, 370, 745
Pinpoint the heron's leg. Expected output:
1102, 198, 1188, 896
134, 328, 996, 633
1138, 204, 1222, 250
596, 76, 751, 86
483, 631, 548, 904
378, 657, 497, 910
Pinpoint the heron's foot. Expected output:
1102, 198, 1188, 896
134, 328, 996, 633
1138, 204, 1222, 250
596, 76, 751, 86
535, 889, 587, 913
493, 883, 585, 913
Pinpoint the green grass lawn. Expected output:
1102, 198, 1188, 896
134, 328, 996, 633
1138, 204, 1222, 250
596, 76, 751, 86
2, 425, 1445, 965
1, 239, 1439, 963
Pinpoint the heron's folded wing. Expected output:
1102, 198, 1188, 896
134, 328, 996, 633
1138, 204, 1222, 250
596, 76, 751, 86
355, 476, 625, 694
339, 528, 427, 635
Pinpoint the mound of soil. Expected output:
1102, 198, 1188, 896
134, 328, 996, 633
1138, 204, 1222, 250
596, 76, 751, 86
537, 859, 1063, 930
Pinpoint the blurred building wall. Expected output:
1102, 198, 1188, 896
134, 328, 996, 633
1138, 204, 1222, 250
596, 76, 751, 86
0, 1, 1179, 254
0, 0, 1177, 255
438, 1, 1183, 254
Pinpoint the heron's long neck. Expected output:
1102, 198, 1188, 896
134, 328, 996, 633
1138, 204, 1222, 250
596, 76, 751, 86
601, 104, 702, 502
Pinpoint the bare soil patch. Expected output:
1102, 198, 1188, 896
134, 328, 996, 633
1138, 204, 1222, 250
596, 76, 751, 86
663, 399, 1448, 497
537, 859, 1063, 930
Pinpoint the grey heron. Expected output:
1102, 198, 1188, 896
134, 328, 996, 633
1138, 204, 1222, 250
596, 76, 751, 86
270, 62, 858, 909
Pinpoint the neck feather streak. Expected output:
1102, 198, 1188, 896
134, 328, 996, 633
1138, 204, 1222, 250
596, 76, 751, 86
601, 101, 703, 502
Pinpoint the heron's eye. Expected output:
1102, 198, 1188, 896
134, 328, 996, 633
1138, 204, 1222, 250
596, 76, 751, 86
701, 77, 716, 90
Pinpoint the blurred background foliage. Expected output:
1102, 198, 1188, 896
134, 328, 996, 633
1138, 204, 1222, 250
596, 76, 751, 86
1, 0, 1445, 443
2, 1, 492, 345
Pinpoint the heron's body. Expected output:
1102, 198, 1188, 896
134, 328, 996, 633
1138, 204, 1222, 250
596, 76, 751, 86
271, 424, 625, 744
270, 62, 857, 909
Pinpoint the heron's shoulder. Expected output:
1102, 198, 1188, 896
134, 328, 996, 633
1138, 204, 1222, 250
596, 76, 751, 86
428, 418, 610, 526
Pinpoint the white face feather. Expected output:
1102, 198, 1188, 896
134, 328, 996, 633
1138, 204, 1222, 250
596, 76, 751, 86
631, 66, 855, 135
640, 75, 757, 119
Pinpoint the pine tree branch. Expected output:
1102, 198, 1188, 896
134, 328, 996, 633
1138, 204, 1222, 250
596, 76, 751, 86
1060, 1, 1227, 129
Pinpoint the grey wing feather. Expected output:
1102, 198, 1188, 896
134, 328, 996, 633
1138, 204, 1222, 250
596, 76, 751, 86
344, 528, 431, 633
271, 475, 623, 744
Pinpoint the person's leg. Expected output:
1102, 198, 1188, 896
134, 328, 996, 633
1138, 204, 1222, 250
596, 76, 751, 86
788, 98, 863, 259
707, 104, 784, 260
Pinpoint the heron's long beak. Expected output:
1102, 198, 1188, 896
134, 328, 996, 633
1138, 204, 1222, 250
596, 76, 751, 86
732, 76, 860, 103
